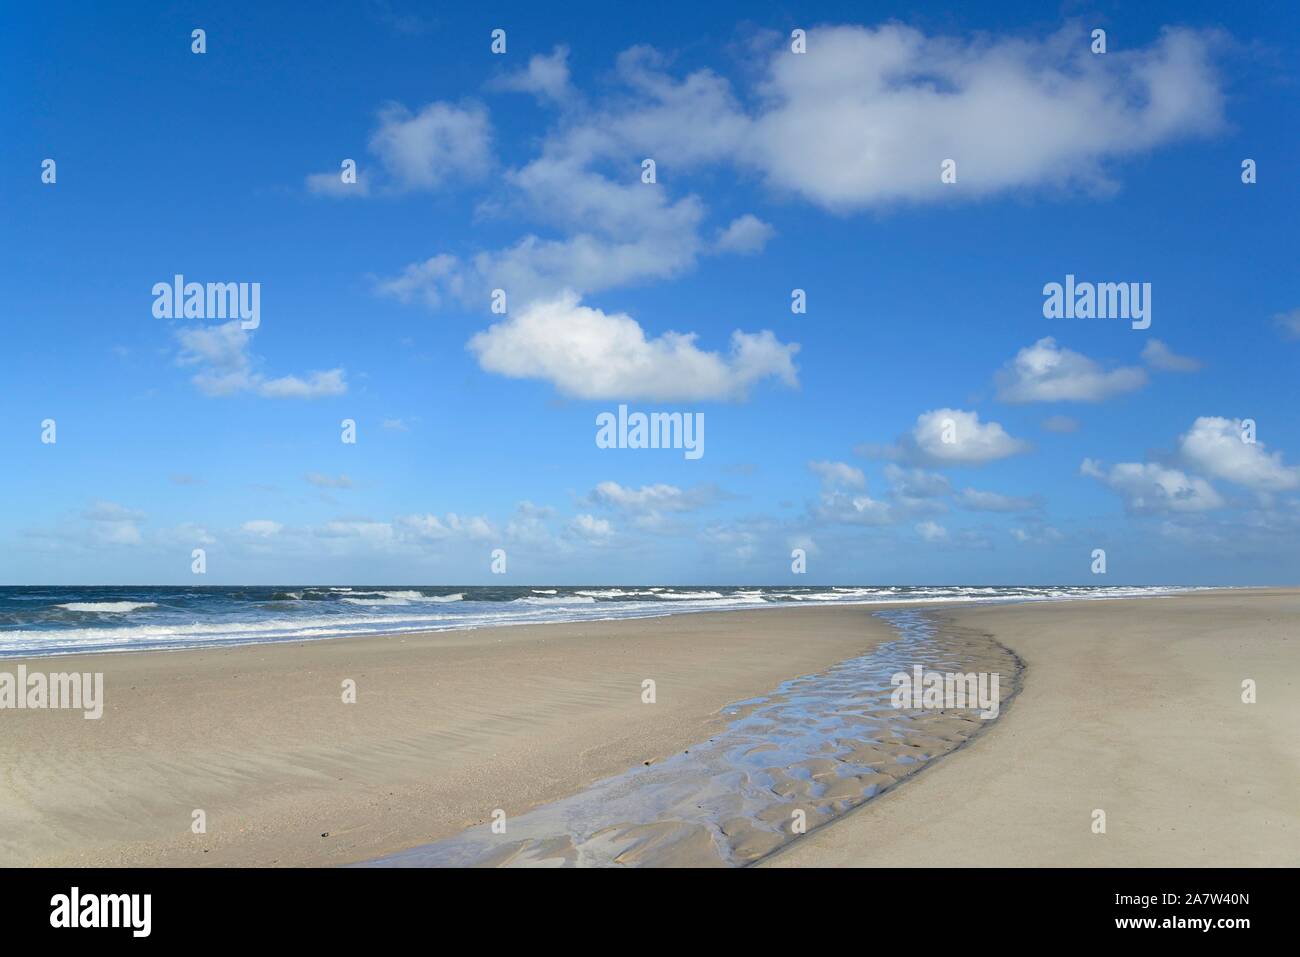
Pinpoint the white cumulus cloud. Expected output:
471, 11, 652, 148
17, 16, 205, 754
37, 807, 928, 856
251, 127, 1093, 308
490, 45, 574, 103
467, 291, 799, 401
995, 338, 1146, 403
369, 101, 492, 190
175, 322, 347, 400
1178, 417, 1300, 491
714, 214, 775, 254
744, 25, 1224, 210
902, 408, 1030, 465
1081, 458, 1224, 512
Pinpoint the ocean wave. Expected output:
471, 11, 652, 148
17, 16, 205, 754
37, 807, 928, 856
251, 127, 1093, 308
511, 595, 597, 605
55, 601, 158, 613
675, 596, 769, 607
574, 589, 660, 598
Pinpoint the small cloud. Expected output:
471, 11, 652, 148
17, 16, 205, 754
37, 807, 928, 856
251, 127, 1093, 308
256, 370, 347, 399
808, 460, 866, 488
169, 474, 203, 486
568, 513, 613, 542
1272, 308, 1300, 339
306, 169, 371, 198
714, 214, 775, 255
1009, 524, 1064, 545
396, 513, 496, 542
995, 338, 1146, 403
175, 321, 347, 400
489, 45, 573, 103
1081, 458, 1224, 513
369, 100, 493, 192
83, 501, 145, 523
588, 481, 722, 513
813, 489, 894, 526
883, 464, 951, 501
895, 408, 1030, 466
382, 418, 410, 432
374, 254, 463, 310
916, 520, 948, 542
241, 520, 284, 537
82, 500, 146, 546
1141, 338, 1202, 372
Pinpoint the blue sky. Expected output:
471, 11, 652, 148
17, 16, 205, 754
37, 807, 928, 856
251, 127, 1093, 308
2, 1, 1298, 585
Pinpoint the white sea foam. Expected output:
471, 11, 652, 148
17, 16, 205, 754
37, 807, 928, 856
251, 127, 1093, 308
575, 589, 660, 598
56, 601, 158, 613
511, 595, 598, 605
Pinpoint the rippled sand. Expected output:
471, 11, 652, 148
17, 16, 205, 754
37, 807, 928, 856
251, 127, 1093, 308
365, 611, 1021, 867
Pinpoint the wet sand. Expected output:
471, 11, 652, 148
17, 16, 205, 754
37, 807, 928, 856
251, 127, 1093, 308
1, 605, 892, 866
366, 610, 1019, 866
765, 589, 1300, 867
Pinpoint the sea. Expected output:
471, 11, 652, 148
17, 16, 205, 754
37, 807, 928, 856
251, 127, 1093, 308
0, 584, 1200, 658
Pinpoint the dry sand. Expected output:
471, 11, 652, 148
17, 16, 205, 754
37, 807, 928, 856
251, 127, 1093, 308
0, 606, 889, 866
765, 589, 1300, 867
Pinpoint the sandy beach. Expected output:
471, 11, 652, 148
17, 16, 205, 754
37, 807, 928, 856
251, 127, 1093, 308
766, 588, 1300, 867
0, 605, 888, 866
3, 589, 1297, 867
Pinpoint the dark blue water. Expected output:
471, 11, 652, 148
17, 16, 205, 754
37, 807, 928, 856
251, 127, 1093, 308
0, 584, 1194, 657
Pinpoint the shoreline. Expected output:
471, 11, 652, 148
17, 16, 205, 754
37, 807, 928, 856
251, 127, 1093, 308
0, 582, 1216, 657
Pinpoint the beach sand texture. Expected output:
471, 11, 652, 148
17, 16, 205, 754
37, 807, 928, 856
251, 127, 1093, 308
2, 606, 887, 866
766, 589, 1300, 867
